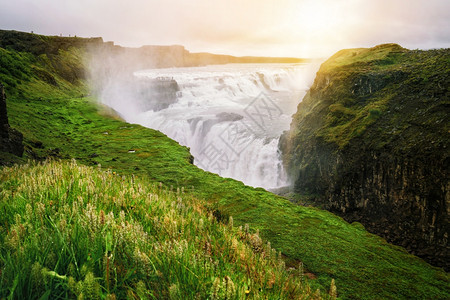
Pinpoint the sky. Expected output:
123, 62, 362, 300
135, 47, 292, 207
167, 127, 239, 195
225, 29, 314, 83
1, 0, 449, 58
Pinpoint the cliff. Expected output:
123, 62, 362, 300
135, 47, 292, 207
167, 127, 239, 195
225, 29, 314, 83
0, 82, 23, 161
280, 44, 449, 269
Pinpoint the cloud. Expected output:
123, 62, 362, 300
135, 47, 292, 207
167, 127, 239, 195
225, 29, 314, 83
0, 0, 449, 57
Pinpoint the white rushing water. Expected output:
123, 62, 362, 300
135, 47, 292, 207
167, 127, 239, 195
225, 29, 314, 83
101, 63, 318, 189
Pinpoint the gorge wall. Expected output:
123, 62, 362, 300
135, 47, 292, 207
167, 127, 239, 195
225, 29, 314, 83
0, 82, 23, 161
280, 44, 449, 269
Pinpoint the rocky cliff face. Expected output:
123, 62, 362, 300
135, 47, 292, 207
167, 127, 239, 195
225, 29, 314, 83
0, 82, 23, 159
280, 44, 449, 269
134, 78, 180, 112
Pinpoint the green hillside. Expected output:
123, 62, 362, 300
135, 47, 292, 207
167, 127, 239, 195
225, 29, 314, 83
280, 44, 449, 270
0, 31, 448, 299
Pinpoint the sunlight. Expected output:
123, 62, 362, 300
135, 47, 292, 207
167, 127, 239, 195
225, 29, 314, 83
291, 0, 342, 35
271, 0, 350, 57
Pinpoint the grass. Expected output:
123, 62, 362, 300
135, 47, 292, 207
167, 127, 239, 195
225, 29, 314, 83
0, 48, 33, 91
0, 35, 449, 299
319, 44, 406, 71
0, 160, 320, 299
319, 92, 391, 148
291, 44, 449, 149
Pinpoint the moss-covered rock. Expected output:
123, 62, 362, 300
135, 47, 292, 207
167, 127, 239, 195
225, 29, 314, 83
280, 44, 450, 270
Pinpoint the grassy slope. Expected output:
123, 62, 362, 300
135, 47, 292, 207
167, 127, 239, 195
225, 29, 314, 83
0, 37, 449, 299
0, 160, 318, 299
291, 43, 449, 149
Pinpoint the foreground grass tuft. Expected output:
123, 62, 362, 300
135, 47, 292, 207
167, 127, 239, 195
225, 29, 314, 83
0, 160, 320, 299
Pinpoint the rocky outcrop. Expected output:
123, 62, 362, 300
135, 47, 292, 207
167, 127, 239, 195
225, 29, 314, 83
0, 83, 23, 158
135, 78, 180, 111
280, 44, 449, 269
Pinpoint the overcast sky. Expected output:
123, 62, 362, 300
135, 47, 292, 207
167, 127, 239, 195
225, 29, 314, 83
1, 0, 449, 58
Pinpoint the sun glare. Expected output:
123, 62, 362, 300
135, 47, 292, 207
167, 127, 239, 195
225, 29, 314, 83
292, 0, 341, 35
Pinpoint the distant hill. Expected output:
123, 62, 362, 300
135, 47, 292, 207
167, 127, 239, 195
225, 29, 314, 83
0, 29, 308, 70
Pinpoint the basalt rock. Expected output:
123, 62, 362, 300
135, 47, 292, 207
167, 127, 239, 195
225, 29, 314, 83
0, 82, 24, 158
280, 44, 450, 270
135, 78, 180, 111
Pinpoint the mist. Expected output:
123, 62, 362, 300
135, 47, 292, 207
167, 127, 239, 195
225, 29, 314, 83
86, 44, 320, 188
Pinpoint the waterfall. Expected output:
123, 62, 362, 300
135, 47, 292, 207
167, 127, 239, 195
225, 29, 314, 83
100, 63, 318, 189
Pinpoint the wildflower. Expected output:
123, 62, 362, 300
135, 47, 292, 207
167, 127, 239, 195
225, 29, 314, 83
36, 202, 45, 221
265, 242, 272, 258
168, 283, 180, 300
231, 238, 238, 251
228, 216, 234, 228
329, 278, 337, 300
245, 289, 250, 295
267, 272, 275, 289
31, 262, 44, 293
41, 267, 50, 286
224, 276, 236, 299
81, 271, 100, 299
204, 241, 212, 257
299, 262, 304, 283
249, 231, 263, 251
59, 218, 67, 233
25, 204, 33, 222
68, 263, 76, 277
136, 281, 149, 299
105, 294, 117, 300
119, 210, 125, 221
133, 248, 153, 276
67, 276, 77, 296
99, 210, 105, 225
46, 251, 57, 269
210, 277, 221, 300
